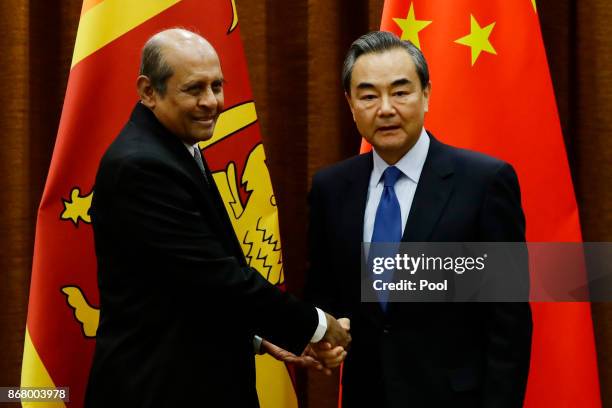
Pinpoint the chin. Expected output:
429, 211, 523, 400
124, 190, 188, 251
193, 132, 214, 142
376, 140, 414, 157
374, 139, 407, 151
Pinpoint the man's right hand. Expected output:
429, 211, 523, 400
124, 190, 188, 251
321, 312, 351, 348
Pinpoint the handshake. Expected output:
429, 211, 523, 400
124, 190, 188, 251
261, 312, 351, 375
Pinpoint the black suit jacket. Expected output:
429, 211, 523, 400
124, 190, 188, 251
85, 103, 318, 407
305, 134, 532, 408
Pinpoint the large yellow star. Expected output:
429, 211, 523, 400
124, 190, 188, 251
61, 187, 93, 226
455, 14, 497, 66
392, 2, 432, 49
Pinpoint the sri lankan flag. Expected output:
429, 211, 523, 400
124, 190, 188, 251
368, 0, 599, 406
21, 1, 298, 406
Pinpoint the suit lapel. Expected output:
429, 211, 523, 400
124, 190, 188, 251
341, 153, 388, 323
201, 152, 248, 265
342, 153, 372, 251
403, 135, 455, 242
385, 135, 454, 317
343, 135, 453, 320
131, 104, 247, 264
178, 148, 245, 261
186, 152, 248, 264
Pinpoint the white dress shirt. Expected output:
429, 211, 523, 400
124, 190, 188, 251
363, 128, 430, 243
184, 142, 202, 159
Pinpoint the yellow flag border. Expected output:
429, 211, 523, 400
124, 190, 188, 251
21, 328, 67, 408
72, 0, 181, 68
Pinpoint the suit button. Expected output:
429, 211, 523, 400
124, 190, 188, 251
383, 324, 391, 334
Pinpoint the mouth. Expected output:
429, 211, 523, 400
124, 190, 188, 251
377, 125, 400, 133
193, 117, 215, 126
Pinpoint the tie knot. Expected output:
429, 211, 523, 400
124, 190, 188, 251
382, 166, 402, 187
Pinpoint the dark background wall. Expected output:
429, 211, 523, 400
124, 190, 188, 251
0, 1, 610, 407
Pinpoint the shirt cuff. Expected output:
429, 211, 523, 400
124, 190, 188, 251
253, 335, 264, 355
310, 307, 327, 343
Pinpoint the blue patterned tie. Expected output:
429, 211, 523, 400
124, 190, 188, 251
371, 166, 403, 311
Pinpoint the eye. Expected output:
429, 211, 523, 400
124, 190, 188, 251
360, 94, 377, 101
211, 80, 224, 94
183, 85, 202, 95
393, 90, 409, 97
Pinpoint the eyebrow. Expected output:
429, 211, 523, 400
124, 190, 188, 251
391, 78, 412, 87
356, 82, 375, 90
183, 77, 225, 88
355, 78, 412, 90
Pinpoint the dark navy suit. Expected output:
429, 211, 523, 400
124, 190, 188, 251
305, 133, 532, 408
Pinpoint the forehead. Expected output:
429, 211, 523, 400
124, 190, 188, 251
164, 43, 223, 81
351, 48, 418, 87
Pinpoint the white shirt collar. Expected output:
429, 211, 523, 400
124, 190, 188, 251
183, 141, 200, 156
371, 127, 430, 186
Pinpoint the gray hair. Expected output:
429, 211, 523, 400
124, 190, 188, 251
139, 36, 174, 96
342, 31, 430, 94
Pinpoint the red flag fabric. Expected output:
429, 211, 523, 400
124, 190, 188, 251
359, 1, 599, 406
22, 1, 299, 407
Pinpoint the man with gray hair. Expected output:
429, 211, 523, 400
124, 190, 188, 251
85, 28, 350, 407
305, 31, 532, 407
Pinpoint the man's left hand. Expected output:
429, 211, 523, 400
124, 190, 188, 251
261, 339, 332, 375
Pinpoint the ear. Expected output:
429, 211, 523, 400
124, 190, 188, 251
137, 75, 157, 109
423, 81, 431, 113
344, 92, 356, 122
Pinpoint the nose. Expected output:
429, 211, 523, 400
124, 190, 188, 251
197, 87, 218, 110
378, 95, 395, 116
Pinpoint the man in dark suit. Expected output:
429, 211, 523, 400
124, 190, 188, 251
85, 28, 349, 407
305, 31, 532, 407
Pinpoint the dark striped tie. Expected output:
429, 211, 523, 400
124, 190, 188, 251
192, 147, 210, 185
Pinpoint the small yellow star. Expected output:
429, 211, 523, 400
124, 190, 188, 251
392, 2, 432, 49
532, 0, 537, 13
61, 187, 93, 226
455, 14, 497, 66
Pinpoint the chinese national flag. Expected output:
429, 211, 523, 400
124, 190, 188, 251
21, 1, 297, 407
359, 0, 600, 406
